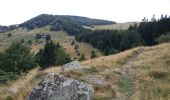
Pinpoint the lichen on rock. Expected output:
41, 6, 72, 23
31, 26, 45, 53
28, 73, 94, 100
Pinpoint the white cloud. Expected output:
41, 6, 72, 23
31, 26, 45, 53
0, 0, 169, 25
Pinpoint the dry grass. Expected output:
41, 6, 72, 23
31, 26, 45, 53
0, 66, 62, 100
94, 22, 139, 30
81, 47, 142, 67
0, 68, 39, 100
1, 41, 170, 100
0, 26, 101, 59
131, 43, 170, 100
81, 43, 170, 100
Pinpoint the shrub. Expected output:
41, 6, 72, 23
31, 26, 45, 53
0, 70, 18, 83
21, 39, 25, 43
91, 50, 97, 58
74, 44, 79, 51
0, 42, 36, 74
71, 40, 75, 45
37, 41, 71, 68
27, 40, 33, 45
155, 32, 170, 43
79, 54, 86, 61
7, 33, 12, 37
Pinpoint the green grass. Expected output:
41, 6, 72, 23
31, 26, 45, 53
83, 67, 98, 74
118, 75, 134, 96
149, 71, 168, 80
30, 72, 47, 84
0, 70, 18, 83
116, 57, 129, 65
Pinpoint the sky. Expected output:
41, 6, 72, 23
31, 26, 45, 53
0, 0, 170, 25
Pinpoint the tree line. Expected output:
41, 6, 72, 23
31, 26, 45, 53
76, 15, 170, 55
138, 14, 170, 45
76, 30, 143, 55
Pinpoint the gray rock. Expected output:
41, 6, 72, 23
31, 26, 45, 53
83, 76, 104, 85
28, 73, 94, 100
62, 61, 81, 70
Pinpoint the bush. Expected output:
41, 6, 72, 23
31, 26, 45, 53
0, 42, 36, 74
21, 39, 25, 43
71, 40, 75, 45
74, 44, 79, 51
79, 54, 86, 61
103, 48, 119, 56
37, 41, 71, 68
7, 33, 12, 37
27, 40, 33, 45
0, 70, 18, 83
91, 50, 97, 58
155, 32, 170, 43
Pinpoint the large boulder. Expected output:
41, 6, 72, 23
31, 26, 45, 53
28, 73, 94, 100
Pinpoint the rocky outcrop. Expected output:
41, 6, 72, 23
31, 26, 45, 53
28, 73, 94, 100
62, 61, 82, 70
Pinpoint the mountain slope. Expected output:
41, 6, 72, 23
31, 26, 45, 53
1, 43, 170, 100
19, 14, 116, 29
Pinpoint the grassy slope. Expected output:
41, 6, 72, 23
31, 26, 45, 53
1, 43, 170, 100
93, 22, 139, 30
0, 26, 101, 59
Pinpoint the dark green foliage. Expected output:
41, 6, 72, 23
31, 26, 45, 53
50, 24, 62, 31
119, 30, 143, 51
74, 44, 79, 51
0, 25, 17, 33
128, 23, 138, 31
71, 40, 75, 45
138, 15, 170, 45
0, 42, 36, 74
21, 39, 25, 43
19, 14, 115, 35
19, 14, 115, 30
0, 70, 18, 83
0, 25, 8, 33
38, 41, 56, 68
37, 41, 71, 68
79, 54, 86, 61
8, 25, 17, 30
27, 40, 33, 45
155, 32, 170, 43
50, 18, 90, 35
55, 48, 71, 66
59, 15, 115, 26
7, 33, 12, 37
76, 30, 143, 55
19, 14, 55, 29
91, 51, 97, 58
103, 48, 119, 56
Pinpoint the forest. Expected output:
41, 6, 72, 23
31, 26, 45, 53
76, 15, 170, 55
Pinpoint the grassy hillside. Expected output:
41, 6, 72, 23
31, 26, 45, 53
0, 26, 101, 59
94, 22, 139, 30
0, 43, 170, 100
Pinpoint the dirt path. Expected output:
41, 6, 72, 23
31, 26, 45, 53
112, 48, 145, 100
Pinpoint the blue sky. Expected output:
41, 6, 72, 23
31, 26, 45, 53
0, 0, 170, 25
